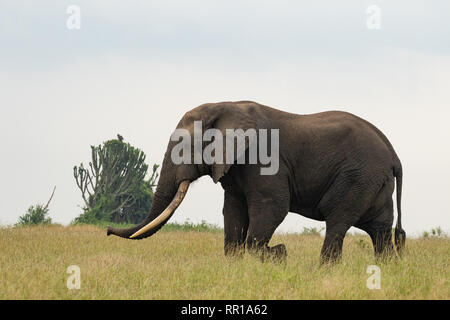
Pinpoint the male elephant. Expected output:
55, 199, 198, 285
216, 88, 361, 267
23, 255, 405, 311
107, 101, 405, 263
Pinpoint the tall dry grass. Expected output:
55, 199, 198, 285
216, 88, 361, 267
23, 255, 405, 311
0, 225, 448, 299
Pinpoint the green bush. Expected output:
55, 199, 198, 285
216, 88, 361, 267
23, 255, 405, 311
300, 227, 324, 236
422, 227, 446, 238
161, 219, 222, 233
17, 205, 52, 226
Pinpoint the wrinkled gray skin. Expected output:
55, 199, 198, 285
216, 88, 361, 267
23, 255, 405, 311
107, 101, 405, 263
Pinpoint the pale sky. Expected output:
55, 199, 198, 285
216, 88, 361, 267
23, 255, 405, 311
1, 1, 449, 236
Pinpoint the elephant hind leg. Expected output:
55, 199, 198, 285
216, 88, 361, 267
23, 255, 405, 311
357, 186, 396, 260
359, 221, 396, 260
357, 221, 395, 260
318, 176, 382, 264
368, 226, 395, 260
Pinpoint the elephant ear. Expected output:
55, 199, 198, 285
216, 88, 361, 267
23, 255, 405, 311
206, 103, 258, 183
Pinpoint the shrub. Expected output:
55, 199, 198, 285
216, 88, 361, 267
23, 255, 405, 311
422, 227, 446, 238
17, 205, 52, 226
300, 227, 324, 236
161, 219, 222, 232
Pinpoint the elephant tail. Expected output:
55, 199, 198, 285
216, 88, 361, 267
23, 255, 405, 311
393, 163, 406, 255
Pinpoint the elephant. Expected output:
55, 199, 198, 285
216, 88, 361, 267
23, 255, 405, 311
107, 101, 405, 263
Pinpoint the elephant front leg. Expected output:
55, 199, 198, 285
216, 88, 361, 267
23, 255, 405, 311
223, 190, 249, 258
245, 195, 289, 263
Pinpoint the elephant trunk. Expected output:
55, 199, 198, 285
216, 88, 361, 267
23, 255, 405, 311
129, 180, 189, 238
106, 192, 169, 239
106, 151, 191, 239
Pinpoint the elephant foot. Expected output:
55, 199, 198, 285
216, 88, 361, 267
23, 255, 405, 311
261, 244, 287, 264
320, 255, 341, 266
224, 244, 245, 259
319, 248, 342, 265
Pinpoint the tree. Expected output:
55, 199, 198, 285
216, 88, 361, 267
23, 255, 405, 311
110, 164, 159, 224
17, 186, 55, 226
73, 137, 158, 224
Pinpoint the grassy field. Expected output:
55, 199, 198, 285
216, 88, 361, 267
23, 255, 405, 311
0, 224, 448, 299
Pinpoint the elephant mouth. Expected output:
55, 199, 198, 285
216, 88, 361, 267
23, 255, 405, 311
129, 180, 190, 239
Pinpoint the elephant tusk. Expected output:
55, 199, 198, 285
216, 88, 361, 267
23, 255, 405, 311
129, 180, 190, 239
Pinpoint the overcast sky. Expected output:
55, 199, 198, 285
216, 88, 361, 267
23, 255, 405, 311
1, 1, 449, 236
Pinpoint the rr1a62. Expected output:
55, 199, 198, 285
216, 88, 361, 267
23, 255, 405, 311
225, 304, 268, 315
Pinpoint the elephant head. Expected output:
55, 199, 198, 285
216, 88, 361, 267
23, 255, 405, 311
106, 101, 259, 239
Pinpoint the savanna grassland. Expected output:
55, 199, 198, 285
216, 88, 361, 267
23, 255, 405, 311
0, 224, 448, 299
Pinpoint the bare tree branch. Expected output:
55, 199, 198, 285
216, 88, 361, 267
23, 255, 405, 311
43, 186, 56, 211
